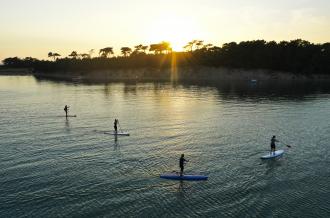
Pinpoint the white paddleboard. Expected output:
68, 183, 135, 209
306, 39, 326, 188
261, 150, 284, 159
104, 131, 130, 136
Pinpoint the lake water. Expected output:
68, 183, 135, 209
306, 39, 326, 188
1, 76, 330, 217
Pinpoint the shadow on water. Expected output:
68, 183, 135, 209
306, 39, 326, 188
262, 158, 284, 175
65, 117, 70, 132
113, 135, 119, 150
176, 180, 191, 198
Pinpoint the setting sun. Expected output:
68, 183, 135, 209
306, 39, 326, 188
143, 14, 205, 51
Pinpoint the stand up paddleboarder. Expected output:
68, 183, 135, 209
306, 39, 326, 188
270, 135, 279, 155
179, 154, 188, 176
114, 119, 119, 133
64, 105, 69, 117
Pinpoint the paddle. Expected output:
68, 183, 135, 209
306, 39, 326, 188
279, 141, 292, 148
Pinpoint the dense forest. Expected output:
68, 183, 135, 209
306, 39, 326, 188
2, 39, 330, 75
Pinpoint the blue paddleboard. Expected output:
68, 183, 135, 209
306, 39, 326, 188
160, 173, 208, 181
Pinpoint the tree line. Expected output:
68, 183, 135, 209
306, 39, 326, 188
3, 39, 330, 75
46, 41, 171, 60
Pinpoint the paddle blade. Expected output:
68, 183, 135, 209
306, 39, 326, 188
286, 144, 292, 148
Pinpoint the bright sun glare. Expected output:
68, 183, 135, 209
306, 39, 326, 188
145, 15, 202, 51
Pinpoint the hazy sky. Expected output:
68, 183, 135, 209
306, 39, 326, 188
0, 0, 329, 60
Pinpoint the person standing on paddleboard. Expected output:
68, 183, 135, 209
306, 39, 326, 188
179, 154, 188, 176
114, 119, 118, 133
271, 135, 279, 155
64, 105, 69, 117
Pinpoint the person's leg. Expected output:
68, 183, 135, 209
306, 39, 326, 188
180, 166, 183, 176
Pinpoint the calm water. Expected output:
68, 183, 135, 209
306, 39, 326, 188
1, 76, 330, 218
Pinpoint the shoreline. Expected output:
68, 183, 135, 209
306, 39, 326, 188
1, 66, 330, 82
0, 68, 32, 76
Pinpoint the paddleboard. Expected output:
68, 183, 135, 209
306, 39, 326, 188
57, 115, 77, 117
160, 173, 208, 181
261, 149, 284, 159
104, 131, 130, 136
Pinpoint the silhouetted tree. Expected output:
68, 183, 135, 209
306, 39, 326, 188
184, 41, 194, 52
149, 42, 171, 54
3, 57, 23, 66
134, 44, 143, 53
141, 46, 148, 54
69, 51, 78, 59
161, 41, 172, 54
53, 53, 61, 60
184, 40, 205, 51
133, 45, 148, 55
196, 40, 204, 49
99, 47, 114, 58
149, 44, 161, 54
48, 52, 61, 61
121, 47, 132, 57
48, 52, 53, 60
203, 43, 213, 50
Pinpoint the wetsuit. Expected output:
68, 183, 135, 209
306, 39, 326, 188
179, 156, 186, 176
114, 120, 118, 132
64, 106, 68, 117
271, 137, 277, 154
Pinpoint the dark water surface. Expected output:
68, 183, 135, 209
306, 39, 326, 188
1, 76, 330, 217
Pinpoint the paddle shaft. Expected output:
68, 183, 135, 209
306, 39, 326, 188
279, 141, 292, 148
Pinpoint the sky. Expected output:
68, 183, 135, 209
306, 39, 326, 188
0, 0, 329, 60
